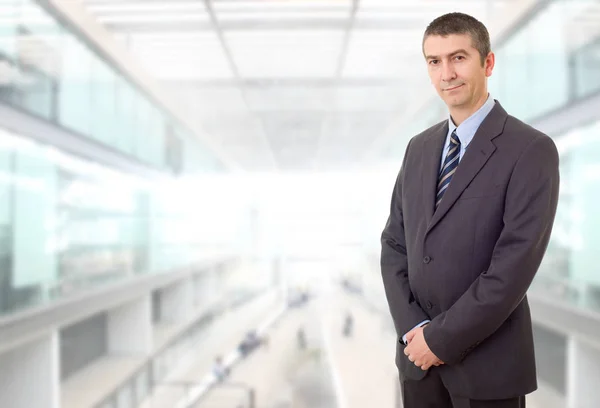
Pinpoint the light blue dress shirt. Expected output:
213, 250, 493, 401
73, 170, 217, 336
402, 94, 496, 346
439, 93, 496, 170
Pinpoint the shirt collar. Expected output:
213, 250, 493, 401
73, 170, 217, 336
447, 93, 495, 147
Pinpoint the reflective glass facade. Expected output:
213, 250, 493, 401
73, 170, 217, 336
0, 0, 222, 173
487, 0, 600, 315
0, 126, 235, 316
488, 0, 600, 121
535, 118, 600, 312
1, 1, 600, 408
0, 0, 233, 316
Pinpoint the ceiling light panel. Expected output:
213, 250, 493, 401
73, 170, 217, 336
332, 85, 409, 112
358, 0, 501, 9
213, 0, 352, 12
213, 1, 352, 29
356, 0, 498, 25
97, 13, 210, 24
342, 30, 425, 78
244, 86, 334, 112
217, 11, 350, 21
166, 86, 249, 115
86, 2, 207, 14
129, 32, 234, 80
226, 30, 345, 78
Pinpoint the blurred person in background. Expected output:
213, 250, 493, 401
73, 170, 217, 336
212, 355, 229, 382
380, 12, 559, 408
342, 311, 354, 338
238, 330, 261, 357
296, 326, 307, 349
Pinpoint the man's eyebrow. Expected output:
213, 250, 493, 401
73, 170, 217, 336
425, 49, 469, 60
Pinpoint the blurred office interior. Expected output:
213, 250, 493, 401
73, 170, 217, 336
1, 0, 600, 407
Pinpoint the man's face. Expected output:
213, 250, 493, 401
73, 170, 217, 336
423, 33, 494, 110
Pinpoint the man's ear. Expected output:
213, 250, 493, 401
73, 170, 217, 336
485, 52, 495, 77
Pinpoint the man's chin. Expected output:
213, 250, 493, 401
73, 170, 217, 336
444, 97, 467, 108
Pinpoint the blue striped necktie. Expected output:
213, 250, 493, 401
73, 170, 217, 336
436, 130, 461, 209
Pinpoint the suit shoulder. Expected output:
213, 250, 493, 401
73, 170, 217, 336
504, 115, 556, 150
409, 119, 447, 146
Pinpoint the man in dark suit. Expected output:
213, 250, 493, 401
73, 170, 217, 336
380, 12, 560, 408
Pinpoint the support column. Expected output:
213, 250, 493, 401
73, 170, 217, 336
160, 278, 193, 323
108, 294, 152, 355
567, 335, 600, 408
193, 271, 214, 309
211, 263, 225, 304
0, 332, 60, 408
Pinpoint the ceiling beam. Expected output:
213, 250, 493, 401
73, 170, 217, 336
335, 0, 359, 78
162, 78, 407, 87
89, 5, 351, 15
203, 0, 278, 170
103, 18, 425, 32
202, 0, 241, 79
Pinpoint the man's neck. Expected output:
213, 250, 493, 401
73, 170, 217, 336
449, 93, 489, 127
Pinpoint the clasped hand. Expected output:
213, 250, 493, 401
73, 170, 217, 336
404, 325, 445, 371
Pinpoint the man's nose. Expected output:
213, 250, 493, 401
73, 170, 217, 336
441, 62, 457, 82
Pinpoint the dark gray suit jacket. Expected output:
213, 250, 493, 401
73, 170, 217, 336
381, 101, 560, 400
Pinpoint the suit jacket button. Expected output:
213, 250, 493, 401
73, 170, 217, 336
426, 301, 433, 309
423, 256, 431, 264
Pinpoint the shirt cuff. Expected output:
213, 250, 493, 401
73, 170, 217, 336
402, 320, 431, 345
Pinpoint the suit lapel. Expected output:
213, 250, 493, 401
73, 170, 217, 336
425, 101, 508, 235
421, 121, 447, 228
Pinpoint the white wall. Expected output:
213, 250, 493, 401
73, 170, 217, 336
0, 332, 60, 408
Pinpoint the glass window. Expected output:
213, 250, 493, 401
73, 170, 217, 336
12, 136, 57, 303
59, 34, 92, 136
0, 0, 224, 173
114, 78, 136, 155
537, 119, 600, 313
135, 97, 152, 164
0, 126, 163, 316
0, 135, 13, 313
147, 106, 164, 167
56, 164, 142, 296
498, 27, 530, 120
90, 56, 116, 146
12, 1, 60, 120
0, 0, 18, 59
491, 0, 576, 121
0, 0, 228, 317
528, 1, 569, 118
571, 37, 600, 100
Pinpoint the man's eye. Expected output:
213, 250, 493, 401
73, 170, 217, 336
429, 60, 439, 65
455, 56, 465, 61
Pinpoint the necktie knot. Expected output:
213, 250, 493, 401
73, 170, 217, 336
450, 132, 460, 146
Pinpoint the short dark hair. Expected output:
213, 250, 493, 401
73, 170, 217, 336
423, 12, 491, 65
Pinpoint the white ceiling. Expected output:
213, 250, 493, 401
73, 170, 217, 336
81, 0, 520, 172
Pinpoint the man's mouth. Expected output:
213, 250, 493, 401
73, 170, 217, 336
444, 84, 464, 91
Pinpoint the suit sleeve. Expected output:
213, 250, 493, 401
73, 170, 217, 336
381, 138, 430, 339
423, 134, 560, 365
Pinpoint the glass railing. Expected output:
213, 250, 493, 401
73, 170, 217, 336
530, 271, 600, 315
530, 118, 600, 315
0, 0, 222, 173
570, 35, 600, 101
0, 125, 233, 317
